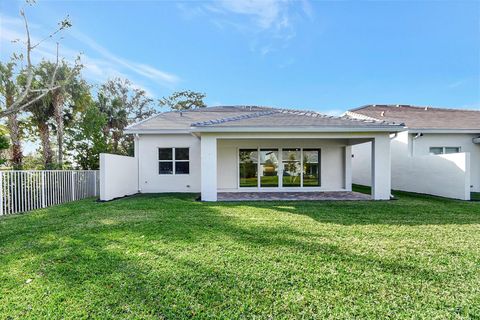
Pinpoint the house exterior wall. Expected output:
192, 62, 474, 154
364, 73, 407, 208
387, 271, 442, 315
135, 134, 390, 199
135, 134, 353, 194
411, 133, 479, 192
216, 139, 349, 192
100, 153, 138, 201
137, 134, 202, 193
352, 131, 478, 199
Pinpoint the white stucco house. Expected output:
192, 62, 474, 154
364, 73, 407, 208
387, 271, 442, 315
346, 105, 480, 200
100, 106, 404, 201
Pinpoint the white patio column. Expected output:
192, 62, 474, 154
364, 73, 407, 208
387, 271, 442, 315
200, 135, 218, 201
371, 135, 391, 200
344, 146, 352, 191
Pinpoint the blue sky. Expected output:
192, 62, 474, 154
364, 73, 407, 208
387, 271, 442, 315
1, 0, 479, 115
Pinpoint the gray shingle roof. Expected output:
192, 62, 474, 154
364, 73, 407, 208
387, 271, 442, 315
126, 105, 403, 132
347, 104, 480, 130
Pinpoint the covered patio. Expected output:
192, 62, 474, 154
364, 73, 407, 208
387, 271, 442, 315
199, 131, 398, 202
217, 191, 371, 201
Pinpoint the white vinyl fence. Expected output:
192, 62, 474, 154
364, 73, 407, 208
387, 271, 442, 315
0, 170, 99, 215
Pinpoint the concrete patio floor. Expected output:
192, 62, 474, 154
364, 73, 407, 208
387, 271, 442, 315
217, 191, 372, 201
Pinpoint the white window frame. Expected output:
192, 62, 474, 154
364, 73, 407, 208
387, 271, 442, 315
429, 146, 461, 155
158, 147, 190, 175
237, 147, 321, 189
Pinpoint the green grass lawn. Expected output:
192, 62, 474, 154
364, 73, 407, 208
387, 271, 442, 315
1, 192, 479, 319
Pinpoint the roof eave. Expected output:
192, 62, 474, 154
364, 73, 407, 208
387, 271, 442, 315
407, 128, 480, 134
124, 129, 191, 134
190, 125, 405, 133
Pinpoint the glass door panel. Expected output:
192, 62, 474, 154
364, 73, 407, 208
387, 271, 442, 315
303, 149, 320, 187
259, 149, 279, 187
239, 149, 258, 187
282, 149, 301, 187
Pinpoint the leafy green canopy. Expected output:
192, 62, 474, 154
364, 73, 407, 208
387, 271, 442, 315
158, 90, 206, 111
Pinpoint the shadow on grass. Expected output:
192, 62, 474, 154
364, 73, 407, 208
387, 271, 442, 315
0, 193, 479, 318
209, 190, 480, 226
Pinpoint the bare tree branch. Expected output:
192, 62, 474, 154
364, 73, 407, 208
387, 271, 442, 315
30, 16, 72, 50
0, 85, 63, 118
7, 9, 36, 113
0, 8, 75, 119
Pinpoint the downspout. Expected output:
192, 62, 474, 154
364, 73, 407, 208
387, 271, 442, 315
412, 132, 423, 157
135, 134, 141, 193
388, 133, 398, 199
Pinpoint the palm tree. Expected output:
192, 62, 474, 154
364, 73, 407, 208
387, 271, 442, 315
0, 61, 24, 169
27, 62, 56, 169
43, 60, 85, 168
97, 93, 128, 154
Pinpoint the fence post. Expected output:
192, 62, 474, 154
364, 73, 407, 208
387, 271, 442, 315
71, 171, 75, 201
93, 171, 97, 197
41, 171, 46, 208
0, 171, 3, 215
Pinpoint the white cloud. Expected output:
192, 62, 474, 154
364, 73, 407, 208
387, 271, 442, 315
68, 30, 180, 87
447, 80, 466, 89
216, 0, 286, 30
179, 0, 313, 56
0, 13, 179, 97
300, 0, 314, 20
204, 0, 296, 36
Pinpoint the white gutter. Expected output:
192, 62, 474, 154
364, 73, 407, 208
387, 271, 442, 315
124, 129, 191, 134
409, 128, 480, 134
126, 126, 405, 135
189, 125, 405, 133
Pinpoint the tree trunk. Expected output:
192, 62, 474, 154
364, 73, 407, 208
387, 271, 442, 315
5, 89, 23, 169
38, 123, 53, 169
7, 113, 23, 169
53, 91, 65, 167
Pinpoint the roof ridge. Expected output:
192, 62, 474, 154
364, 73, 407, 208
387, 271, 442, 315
192, 106, 401, 127
277, 107, 401, 126
191, 110, 277, 127
350, 104, 480, 113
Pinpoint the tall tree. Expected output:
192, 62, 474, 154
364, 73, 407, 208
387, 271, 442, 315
97, 93, 128, 154
158, 90, 206, 111
26, 61, 56, 169
0, 127, 10, 166
0, 60, 24, 169
98, 78, 155, 155
48, 60, 85, 167
100, 78, 155, 122
66, 102, 107, 169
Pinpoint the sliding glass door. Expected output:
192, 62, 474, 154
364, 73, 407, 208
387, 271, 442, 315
282, 149, 301, 187
259, 149, 279, 187
239, 148, 321, 188
239, 149, 258, 187
303, 149, 320, 187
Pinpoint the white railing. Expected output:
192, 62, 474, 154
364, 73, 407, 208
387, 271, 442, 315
0, 170, 99, 215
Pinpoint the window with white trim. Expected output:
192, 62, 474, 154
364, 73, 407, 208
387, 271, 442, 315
429, 147, 461, 155
158, 148, 190, 174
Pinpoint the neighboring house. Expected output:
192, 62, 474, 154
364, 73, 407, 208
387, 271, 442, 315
100, 106, 403, 201
346, 105, 480, 200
